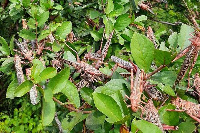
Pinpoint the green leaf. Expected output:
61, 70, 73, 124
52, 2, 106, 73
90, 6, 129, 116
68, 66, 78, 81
63, 51, 76, 62
42, 98, 55, 126
109, 3, 124, 17
55, 21, 72, 39
62, 112, 89, 132
154, 50, 173, 66
93, 93, 123, 123
105, 0, 114, 14
168, 32, 178, 50
178, 24, 194, 51
37, 11, 49, 27
132, 120, 162, 133
104, 18, 114, 38
39, 67, 57, 81
49, 23, 61, 32
89, 10, 101, 19
19, 29, 36, 40
114, 14, 131, 31
0, 36, 10, 56
27, 18, 36, 29
31, 59, 45, 83
14, 80, 34, 97
111, 91, 129, 117
9, 35, 15, 55
48, 67, 70, 94
159, 104, 179, 126
38, 29, 51, 41
62, 80, 80, 108
95, 79, 129, 96
80, 87, 94, 106
134, 15, 147, 22
86, 111, 106, 130
130, 32, 155, 71
173, 121, 195, 133
90, 31, 101, 41
44, 85, 53, 102
151, 71, 176, 85
22, 0, 30, 7
6, 78, 18, 99
1, 57, 14, 67
52, 42, 61, 52
99, 66, 112, 76
163, 85, 176, 96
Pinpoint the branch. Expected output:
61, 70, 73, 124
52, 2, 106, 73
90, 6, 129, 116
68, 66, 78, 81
55, 112, 63, 133
151, 18, 182, 26
52, 97, 92, 114
145, 65, 166, 80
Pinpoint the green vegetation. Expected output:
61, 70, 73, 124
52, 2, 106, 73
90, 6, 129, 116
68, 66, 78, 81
0, 0, 200, 132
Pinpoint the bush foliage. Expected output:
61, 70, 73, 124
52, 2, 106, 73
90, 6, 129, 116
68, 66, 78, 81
0, 0, 200, 132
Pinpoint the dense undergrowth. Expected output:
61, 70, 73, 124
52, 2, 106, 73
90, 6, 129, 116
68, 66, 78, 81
0, 0, 200, 132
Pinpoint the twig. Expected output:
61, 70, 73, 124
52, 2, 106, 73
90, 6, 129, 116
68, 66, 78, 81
151, 19, 182, 26
145, 65, 166, 80
55, 112, 63, 133
52, 97, 92, 114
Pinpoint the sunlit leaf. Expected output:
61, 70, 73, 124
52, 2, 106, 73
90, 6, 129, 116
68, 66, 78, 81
134, 15, 147, 22
55, 21, 72, 39
39, 67, 57, 81
48, 67, 70, 94
114, 14, 131, 31
19, 29, 36, 40
93, 93, 123, 123
42, 98, 55, 126
0, 36, 10, 56
132, 120, 162, 133
14, 80, 34, 97
6, 78, 18, 99
105, 0, 114, 14
131, 32, 154, 71
62, 80, 80, 108
31, 59, 45, 83
22, 0, 30, 7
37, 11, 49, 27
178, 24, 194, 51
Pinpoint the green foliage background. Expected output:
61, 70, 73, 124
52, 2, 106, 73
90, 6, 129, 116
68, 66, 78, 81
0, 0, 200, 132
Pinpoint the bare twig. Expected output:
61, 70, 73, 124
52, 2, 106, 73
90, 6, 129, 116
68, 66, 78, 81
52, 97, 92, 114
55, 112, 63, 133
145, 65, 166, 80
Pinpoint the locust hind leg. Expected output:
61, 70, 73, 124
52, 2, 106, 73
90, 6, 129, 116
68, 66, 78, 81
187, 52, 198, 90
172, 46, 190, 62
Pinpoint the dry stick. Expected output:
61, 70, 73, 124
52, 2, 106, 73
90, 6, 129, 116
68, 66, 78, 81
55, 112, 63, 133
151, 19, 182, 26
145, 65, 166, 80
52, 97, 92, 114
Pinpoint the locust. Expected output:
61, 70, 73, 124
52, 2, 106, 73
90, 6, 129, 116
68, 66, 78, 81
14, 55, 25, 84
172, 32, 200, 89
63, 43, 104, 90
84, 30, 114, 69
194, 73, 200, 96
142, 100, 178, 132
144, 84, 165, 101
169, 97, 200, 123
127, 67, 145, 112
